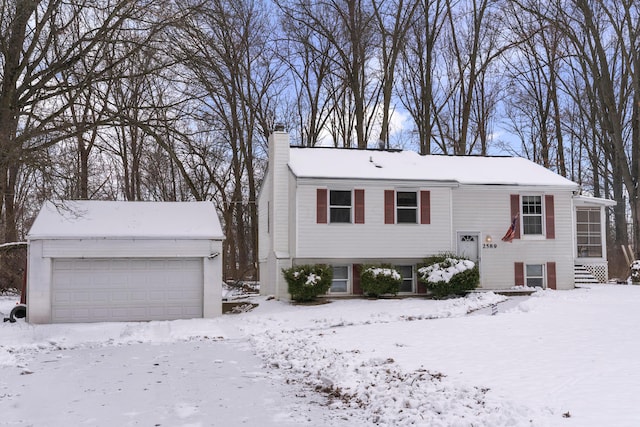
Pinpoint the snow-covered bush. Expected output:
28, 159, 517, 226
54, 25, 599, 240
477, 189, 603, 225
630, 260, 640, 284
418, 254, 479, 298
360, 264, 402, 298
282, 264, 333, 302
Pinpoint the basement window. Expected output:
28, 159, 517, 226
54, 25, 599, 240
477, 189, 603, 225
526, 264, 544, 288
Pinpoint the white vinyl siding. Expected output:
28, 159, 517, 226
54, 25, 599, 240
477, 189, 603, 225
295, 179, 452, 259
257, 170, 273, 261
42, 239, 214, 258
452, 186, 574, 290
294, 181, 575, 291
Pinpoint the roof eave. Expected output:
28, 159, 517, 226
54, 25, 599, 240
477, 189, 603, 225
27, 234, 225, 241
573, 195, 617, 207
292, 173, 578, 189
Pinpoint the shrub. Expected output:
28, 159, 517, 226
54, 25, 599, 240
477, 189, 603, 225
282, 264, 333, 302
630, 260, 640, 284
418, 255, 479, 298
360, 264, 402, 298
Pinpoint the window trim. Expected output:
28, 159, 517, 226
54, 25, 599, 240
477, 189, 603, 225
329, 189, 352, 224
395, 265, 415, 293
525, 263, 545, 288
385, 189, 430, 225
396, 190, 418, 224
520, 194, 545, 238
576, 207, 603, 258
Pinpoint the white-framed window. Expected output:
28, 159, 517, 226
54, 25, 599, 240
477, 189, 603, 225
396, 265, 414, 293
329, 265, 349, 293
526, 264, 544, 287
522, 195, 543, 235
576, 208, 602, 257
397, 191, 417, 223
330, 190, 352, 223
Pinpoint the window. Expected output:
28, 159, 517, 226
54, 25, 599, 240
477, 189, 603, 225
330, 190, 351, 223
526, 264, 544, 287
330, 266, 349, 293
576, 208, 602, 257
385, 190, 430, 224
397, 191, 417, 223
396, 265, 414, 293
522, 195, 543, 235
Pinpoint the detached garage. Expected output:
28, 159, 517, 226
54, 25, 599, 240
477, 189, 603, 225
26, 200, 224, 324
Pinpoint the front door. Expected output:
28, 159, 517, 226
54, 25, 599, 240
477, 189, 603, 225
457, 232, 479, 262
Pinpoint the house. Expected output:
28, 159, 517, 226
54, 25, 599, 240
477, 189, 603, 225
27, 200, 224, 323
258, 130, 614, 300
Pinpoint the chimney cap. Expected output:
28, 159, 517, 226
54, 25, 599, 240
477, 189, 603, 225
274, 123, 285, 132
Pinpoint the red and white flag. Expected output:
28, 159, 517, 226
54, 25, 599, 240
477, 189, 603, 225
501, 214, 519, 242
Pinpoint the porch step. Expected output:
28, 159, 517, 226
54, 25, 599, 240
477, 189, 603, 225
574, 264, 599, 284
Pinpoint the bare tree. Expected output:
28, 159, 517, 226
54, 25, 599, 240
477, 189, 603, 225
371, 0, 420, 148
397, 0, 447, 154
0, 0, 184, 242
514, 0, 638, 267
437, 0, 514, 154
172, 0, 282, 280
503, 5, 568, 172
276, 0, 380, 149
276, 3, 340, 146
566, 0, 637, 254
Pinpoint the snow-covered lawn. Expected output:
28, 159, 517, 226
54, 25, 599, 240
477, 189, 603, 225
1, 284, 639, 426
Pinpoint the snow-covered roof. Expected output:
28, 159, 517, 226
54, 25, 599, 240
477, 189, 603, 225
288, 147, 578, 188
573, 195, 617, 207
28, 200, 224, 240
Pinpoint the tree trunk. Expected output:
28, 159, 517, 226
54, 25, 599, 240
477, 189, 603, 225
0, 0, 36, 243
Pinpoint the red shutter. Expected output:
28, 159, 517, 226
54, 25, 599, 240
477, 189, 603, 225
352, 264, 363, 295
545, 195, 555, 239
317, 189, 327, 224
420, 190, 431, 224
547, 262, 557, 289
514, 262, 524, 286
354, 189, 365, 224
384, 190, 395, 224
417, 274, 427, 294
510, 194, 521, 239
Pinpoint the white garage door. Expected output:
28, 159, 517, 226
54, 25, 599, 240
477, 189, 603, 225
52, 258, 203, 323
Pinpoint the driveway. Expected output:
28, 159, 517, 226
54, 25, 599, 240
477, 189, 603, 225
0, 329, 348, 427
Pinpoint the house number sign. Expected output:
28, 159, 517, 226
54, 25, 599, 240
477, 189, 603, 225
482, 243, 498, 249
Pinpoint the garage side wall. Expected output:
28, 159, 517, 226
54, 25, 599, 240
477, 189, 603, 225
203, 239, 223, 318
27, 240, 53, 324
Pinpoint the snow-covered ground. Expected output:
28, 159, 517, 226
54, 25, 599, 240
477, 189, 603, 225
1, 285, 639, 426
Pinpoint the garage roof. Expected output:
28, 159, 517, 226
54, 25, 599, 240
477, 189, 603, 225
28, 201, 224, 240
